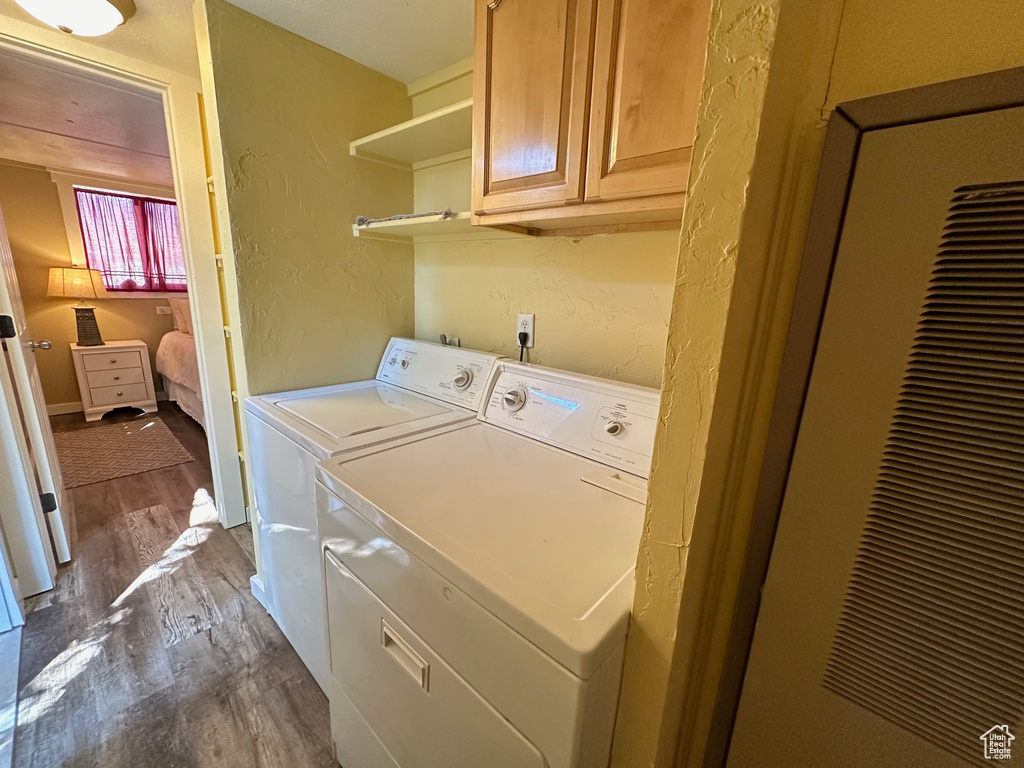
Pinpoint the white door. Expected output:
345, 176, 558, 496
728, 107, 1024, 765
0, 526, 24, 632
0, 323, 55, 598
0, 202, 71, 563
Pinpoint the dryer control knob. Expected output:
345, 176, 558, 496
400, 359, 410, 369
605, 421, 625, 436
453, 369, 473, 390
502, 387, 528, 412
387, 357, 397, 367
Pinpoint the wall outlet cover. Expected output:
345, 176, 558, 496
517, 313, 535, 348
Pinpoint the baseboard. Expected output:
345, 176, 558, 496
47, 392, 167, 417
46, 401, 82, 416
250, 574, 268, 612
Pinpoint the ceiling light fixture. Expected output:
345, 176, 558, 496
14, 0, 136, 37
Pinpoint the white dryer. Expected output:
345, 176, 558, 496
244, 338, 502, 694
315, 361, 660, 768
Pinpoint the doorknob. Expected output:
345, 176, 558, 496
29, 340, 52, 351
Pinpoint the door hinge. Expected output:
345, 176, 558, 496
0, 315, 15, 339
40, 492, 57, 513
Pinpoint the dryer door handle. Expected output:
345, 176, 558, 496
382, 620, 430, 691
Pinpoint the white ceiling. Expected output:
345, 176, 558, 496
0, 0, 471, 85
227, 0, 474, 84
0, 48, 172, 186
0, 0, 200, 78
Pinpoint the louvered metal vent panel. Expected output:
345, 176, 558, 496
824, 180, 1024, 764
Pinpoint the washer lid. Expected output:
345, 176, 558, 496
245, 380, 473, 460
317, 423, 647, 679
275, 385, 449, 439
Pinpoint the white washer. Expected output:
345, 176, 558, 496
315, 362, 660, 768
244, 338, 502, 694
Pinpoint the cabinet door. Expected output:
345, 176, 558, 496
472, 0, 596, 215
585, 0, 710, 202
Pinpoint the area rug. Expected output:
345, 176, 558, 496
54, 416, 194, 489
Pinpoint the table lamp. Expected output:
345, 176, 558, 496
47, 267, 108, 346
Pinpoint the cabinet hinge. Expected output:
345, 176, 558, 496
0, 315, 15, 339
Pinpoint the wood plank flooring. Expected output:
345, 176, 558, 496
1, 628, 20, 768
13, 404, 335, 768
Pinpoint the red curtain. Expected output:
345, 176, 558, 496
76, 189, 188, 292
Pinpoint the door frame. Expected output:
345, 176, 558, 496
0, 24, 247, 530
702, 64, 1024, 767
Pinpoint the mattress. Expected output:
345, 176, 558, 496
156, 331, 204, 427
156, 331, 202, 393
165, 379, 205, 429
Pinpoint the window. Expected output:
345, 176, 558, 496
75, 187, 188, 293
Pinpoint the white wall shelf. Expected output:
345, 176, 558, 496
353, 211, 535, 243
350, 98, 473, 168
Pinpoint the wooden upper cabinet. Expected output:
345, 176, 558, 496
585, 0, 710, 202
472, 0, 597, 215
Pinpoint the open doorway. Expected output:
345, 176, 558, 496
0, 27, 323, 768
0, 45, 217, 586
0, 28, 246, 573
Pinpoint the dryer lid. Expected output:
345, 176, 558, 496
317, 423, 647, 679
315, 363, 660, 677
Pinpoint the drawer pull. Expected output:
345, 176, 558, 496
117, 391, 123, 397
381, 620, 429, 691
113, 375, 120, 381
110, 359, 118, 364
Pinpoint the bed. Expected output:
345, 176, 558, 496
156, 298, 205, 429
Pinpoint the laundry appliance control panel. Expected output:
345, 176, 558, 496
376, 338, 499, 411
484, 362, 660, 478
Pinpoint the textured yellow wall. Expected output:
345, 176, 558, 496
0, 163, 175, 406
204, 0, 415, 396
613, 1, 1024, 766
827, 0, 1024, 108
415, 230, 679, 388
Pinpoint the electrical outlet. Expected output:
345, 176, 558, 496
517, 313, 535, 348
156, 306, 172, 315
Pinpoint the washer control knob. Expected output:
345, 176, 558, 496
502, 387, 528, 412
400, 359, 410, 369
453, 369, 473, 390
387, 357, 397, 367
605, 421, 625, 436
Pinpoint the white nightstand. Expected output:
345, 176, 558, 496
71, 339, 159, 422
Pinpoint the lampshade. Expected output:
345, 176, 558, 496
47, 267, 108, 301
13, 0, 135, 36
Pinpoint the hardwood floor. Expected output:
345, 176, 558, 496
13, 404, 335, 768
1, 628, 19, 768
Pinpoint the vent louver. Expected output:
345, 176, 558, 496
823, 180, 1024, 764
